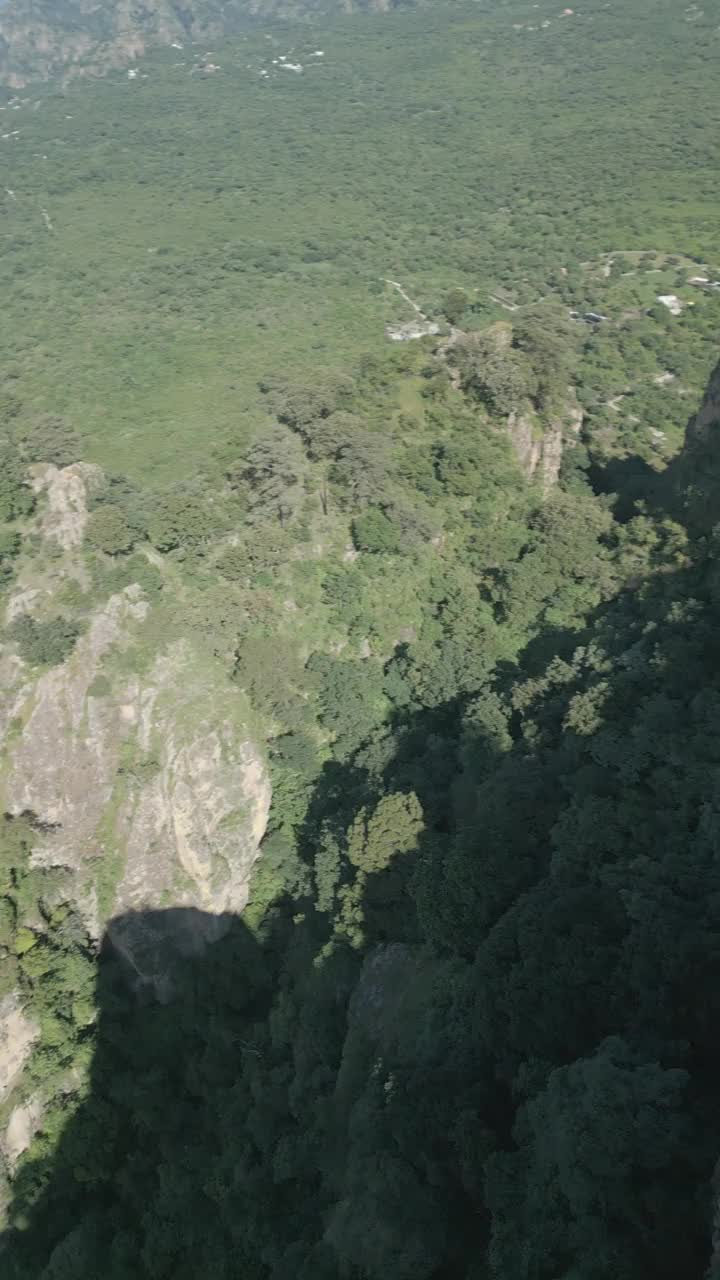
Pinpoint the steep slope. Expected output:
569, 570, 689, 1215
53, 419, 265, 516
4, 354, 720, 1280
0, 460, 270, 1176
2, 467, 270, 944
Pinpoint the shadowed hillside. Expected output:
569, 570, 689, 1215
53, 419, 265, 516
5, 442, 720, 1275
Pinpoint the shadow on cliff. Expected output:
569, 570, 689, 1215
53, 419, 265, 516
3, 906, 275, 1278
1, 693, 491, 1280
7, 364, 720, 1280
4, 536, 720, 1279
586, 361, 720, 533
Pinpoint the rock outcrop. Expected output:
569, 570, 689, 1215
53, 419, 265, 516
112, 643, 271, 923
2, 608, 270, 941
1, 460, 270, 947
2, 1094, 44, 1168
0, 461, 272, 1146
507, 400, 582, 494
0, 995, 39, 1105
0, 0, 395, 87
29, 462, 103, 551
3, 587, 149, 856
442, 320, 583, 494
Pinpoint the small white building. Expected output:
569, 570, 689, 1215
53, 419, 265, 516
657, 294, 682, 315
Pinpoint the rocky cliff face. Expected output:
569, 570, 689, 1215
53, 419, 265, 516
0, 0, 395, 86
2, 608, 271, 935
506, 400, 582, 494
0, 0, 212, 88
443, 320, 583, 495
0, 994, 38, 1107
0, 462, 271, 1161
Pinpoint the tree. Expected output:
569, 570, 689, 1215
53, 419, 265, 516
492, 490, 614, 638
302, 411, 362, 461
261, 373, 355, 431
147, 491, 226, 552
322, 565, 371, 632
0, 527, 22, 584
228, 424, 306, 527
325, 1151, 447, 1280
7, 613, 82, 666
486, 1039, 697, 1280
433, 429, 521, 521
352, 507, 399, 554
450, 330, 533, 416
302, 412, 365, 514
307, 653, 387, 759
442, 287, 469, 327
217, 525, 289, 581
512, 304, 578, 413
85, 506, 136, 555
347, 792, 423, 874
331, 430, 391, 510
473, 882, 627, 1077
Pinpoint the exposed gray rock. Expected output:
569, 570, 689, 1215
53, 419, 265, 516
507, 397, 583, 494
2, 1094, 44, 1167
385, 319, 440, 342
0, 995, 39, 1104
115, 644, 271, 921
2, 600, 270, 949
3, 588, 149, 868
30, 461, 103, 551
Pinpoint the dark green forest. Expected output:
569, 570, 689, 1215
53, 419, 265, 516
1, 0, 720, 1276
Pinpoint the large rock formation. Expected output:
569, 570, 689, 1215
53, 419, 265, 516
0, 994, 38, 1106
2, 598, 271, 938
0, 0, 395, 87
443, 320, 583, 494
0, 463, 271, 1160
506, 401, 582, 494
29, 462, 104, 552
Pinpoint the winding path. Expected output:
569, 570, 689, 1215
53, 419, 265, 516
381, 277, 427, 317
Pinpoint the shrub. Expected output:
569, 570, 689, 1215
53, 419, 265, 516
0, 527, 22, 584
8, 613, 83, 666
0, 445, 35, 522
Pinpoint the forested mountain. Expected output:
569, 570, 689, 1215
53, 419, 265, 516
4, 359, 720, 1279
1, 0, 720, 1275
